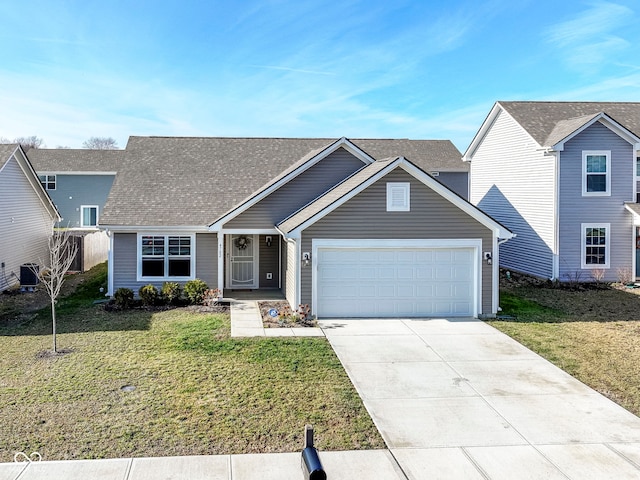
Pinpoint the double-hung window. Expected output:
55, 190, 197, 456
582, 224, 609, 268
582, 151, 610, 196
138, 234, 194, 280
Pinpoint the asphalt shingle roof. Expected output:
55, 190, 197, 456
0, 144, 19, 168
26, 149, 124, 172
100, 137, 465, 227
499, 101, 640, 147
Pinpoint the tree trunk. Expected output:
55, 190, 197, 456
51, 297, 57, 353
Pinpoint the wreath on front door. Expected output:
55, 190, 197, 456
234, 235, 249, 250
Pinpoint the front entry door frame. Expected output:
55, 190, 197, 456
226, 234, 259, 289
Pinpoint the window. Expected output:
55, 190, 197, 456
636, 157, 640, 178
386, 182, 410, 211
139, 234, 194, 279
80, 206, 98, 227
38, 174, 56, 190
582, 223, 609, 268
582, 151, 610, 196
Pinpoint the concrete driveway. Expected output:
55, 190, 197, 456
320, 318, 640, 479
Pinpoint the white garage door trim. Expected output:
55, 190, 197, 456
312, 238, 482, 318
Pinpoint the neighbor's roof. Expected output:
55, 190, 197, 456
100, 136, 465, 227
499, 101, 640, 147
26, 148, 124, 172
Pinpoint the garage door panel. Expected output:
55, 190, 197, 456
317, 246, 476, 318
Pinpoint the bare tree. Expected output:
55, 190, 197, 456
82, 137, 118, 149
13, 136, 45, 150
0, 136, 45, 150
34, 230, 78, 353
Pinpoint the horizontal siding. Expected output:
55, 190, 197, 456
0, 156, 54, 291
45, 174, 115, 228
225, 148, 365, 228
113, 232, 218, 293
258, 235, 279, 288
302, 168, 494, 315
436, 171, 469, 200
470, 109, 555, 278
558, 122, 634, 282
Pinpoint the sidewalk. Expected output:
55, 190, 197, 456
0, 450, 407, 480
229, 299, 324, 338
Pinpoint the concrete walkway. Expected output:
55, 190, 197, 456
320, 318, 640, 479
4, 312, 640, 478
230, 299, 324, 338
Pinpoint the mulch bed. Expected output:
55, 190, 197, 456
257, 301, 317, 328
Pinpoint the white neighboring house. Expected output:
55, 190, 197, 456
0, 145, 61, 291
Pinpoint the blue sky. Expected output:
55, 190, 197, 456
1, 0, 639, 151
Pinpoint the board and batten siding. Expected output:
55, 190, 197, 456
558, 122, 635, 282
112, 232, 218, 293
45, 174, 115, 228
301, 168, 494, 314
0, 156, 54, 291
469, 108, 556, 279
224, 148, 365, 229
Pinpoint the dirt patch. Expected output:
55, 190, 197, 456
0, 272, 88, 323
257, 301, 317, 328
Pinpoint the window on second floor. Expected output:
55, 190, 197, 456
582, 151, 610, 196
38, 174, 56, 190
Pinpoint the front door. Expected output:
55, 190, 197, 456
228, 234, 258, 288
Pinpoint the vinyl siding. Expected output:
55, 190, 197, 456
435, 171, 469, 200
0, 156, 54, 291
258, 234, 280, 288
224, 148, 365, 228
558, 122, 634, 281
43, 174, 115, 228
301, 168, 494, 314
470, 109, 556, 278
112, 232, 218, 293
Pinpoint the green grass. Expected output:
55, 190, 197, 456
490, 285, 640, 417
0, 266, 383, 461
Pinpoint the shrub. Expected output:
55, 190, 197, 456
162, 281, 181, 304
184, 279, 208, 305
113, 288, 134, 309
139, 284, 160, 306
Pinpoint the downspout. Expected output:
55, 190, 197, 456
106, 229, 114, 296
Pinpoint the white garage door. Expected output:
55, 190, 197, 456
316, 246, 476, 318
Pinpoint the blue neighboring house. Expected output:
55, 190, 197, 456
464, 101, 640, 282
26, 149, 123, 229
26, 148, 123, 271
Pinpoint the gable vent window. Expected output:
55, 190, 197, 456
387, 182, 410, 212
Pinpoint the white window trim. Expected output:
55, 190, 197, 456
39, 174, 56, 191
581, 223, 610, 269
386, 182, 410, 211
582, 150, 611, 197
136, 233, 196, 282
80, 205, 99, 228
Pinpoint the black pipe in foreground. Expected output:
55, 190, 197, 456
301, 425, 326, 480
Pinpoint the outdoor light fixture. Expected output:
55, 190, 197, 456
266, 236, 272, 247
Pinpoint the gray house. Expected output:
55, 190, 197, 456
0, 145, 60, 291
101, 136, 511, 318
464, 101, 640, 282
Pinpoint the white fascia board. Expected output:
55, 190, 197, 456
624, 204, 640, 226
552, 114, 640, 152
462, 102, 502, 160
208, 137, 375, 231
100, 225, 210, 233
13, 147, 62, 222
220, 228, 279, 234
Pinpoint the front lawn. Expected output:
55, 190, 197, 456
490, 279, 640, 417
0, 266, 384, 461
